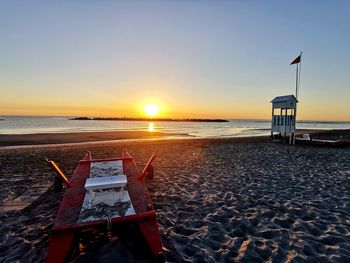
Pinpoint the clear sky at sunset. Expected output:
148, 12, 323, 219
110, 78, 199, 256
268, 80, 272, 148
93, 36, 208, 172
0, 1, 349, 121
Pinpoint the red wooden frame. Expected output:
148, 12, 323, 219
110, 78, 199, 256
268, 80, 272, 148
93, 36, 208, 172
46, 150, 164, 262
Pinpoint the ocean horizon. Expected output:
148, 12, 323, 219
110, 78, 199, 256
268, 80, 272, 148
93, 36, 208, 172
0, 116, 349, 137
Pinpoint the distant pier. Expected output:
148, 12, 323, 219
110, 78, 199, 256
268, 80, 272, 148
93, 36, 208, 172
70, 117, 229, 122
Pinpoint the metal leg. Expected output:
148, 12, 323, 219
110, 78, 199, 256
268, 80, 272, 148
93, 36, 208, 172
293, 133, 296, 145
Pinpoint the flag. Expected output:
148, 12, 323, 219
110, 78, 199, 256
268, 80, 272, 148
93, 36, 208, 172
290, 55, 301, 65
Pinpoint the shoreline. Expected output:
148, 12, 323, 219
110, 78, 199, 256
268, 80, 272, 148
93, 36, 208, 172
0, 135, 270, 151
1, 129, 349, 149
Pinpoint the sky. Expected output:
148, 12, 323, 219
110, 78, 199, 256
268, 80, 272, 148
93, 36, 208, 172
0, 1, 349, 121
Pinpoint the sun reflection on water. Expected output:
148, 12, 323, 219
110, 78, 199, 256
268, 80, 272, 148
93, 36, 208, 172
148, 122, 155, 132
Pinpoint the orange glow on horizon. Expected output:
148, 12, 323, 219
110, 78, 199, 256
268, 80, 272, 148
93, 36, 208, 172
1, 99, 349, 122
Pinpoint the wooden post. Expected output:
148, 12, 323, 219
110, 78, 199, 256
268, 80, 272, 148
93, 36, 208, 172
284, 108, 287, 142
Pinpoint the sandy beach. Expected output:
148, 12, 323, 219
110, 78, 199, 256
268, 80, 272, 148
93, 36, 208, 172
1, 132, 350, 262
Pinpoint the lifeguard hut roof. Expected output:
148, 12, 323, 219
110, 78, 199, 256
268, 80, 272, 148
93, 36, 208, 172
271, 95, 298, 103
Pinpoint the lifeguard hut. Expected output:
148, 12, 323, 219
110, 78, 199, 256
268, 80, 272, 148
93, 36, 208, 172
271, 95, 298, 144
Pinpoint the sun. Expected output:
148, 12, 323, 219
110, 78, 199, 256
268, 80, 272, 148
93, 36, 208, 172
144, 104, 159, 117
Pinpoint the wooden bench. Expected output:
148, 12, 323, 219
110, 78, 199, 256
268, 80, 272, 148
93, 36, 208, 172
84, 175, 127, 204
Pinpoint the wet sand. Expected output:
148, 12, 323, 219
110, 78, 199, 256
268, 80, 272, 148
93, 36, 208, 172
0, 130, 187, 147
0, 133, 350, 262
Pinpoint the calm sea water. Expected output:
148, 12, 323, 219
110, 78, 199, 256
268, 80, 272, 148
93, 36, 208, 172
0, 116, 349, 138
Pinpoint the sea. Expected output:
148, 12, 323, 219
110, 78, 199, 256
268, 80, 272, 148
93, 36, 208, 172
0, 116, 349, 138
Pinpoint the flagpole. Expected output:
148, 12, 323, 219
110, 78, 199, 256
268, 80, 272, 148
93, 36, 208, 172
298, 52, 302, 100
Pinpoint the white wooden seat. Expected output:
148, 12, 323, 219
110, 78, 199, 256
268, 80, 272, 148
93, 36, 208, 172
85, 175, 127, 191
85, 175, 127, 204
